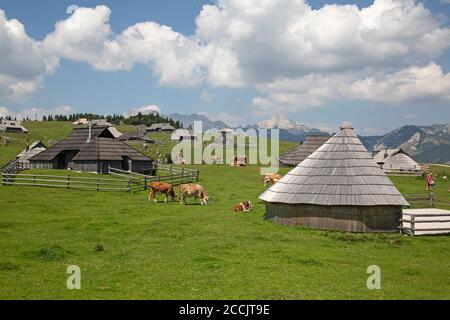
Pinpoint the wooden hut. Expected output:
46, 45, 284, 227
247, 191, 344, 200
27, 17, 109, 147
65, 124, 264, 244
259, 125, 409, 233
0, 120, 28, 133
29, 126, 153, 174
16, 141, 47, 169
278, 135, 330, 166
373, 149, 421, 173
118, 131, 155, 145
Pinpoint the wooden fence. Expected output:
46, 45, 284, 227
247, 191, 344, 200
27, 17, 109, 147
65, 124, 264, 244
399, 193, 450, 235
399, 212, 450, 236
404, 193, 450, 208
1, 173, 131, 192
1, 158, 23, 174
109, 165, 200, 191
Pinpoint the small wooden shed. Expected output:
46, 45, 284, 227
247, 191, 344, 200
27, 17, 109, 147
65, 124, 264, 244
373, 149, 421, 173
278, 135, 330, 166
259, 125, 409, 233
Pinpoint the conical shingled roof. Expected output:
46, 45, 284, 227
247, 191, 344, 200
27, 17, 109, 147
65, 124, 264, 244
278, 135, 330, 166
260, 126, 409, 206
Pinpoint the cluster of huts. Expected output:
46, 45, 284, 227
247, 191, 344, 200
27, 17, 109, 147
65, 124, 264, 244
262, 126, 411, 233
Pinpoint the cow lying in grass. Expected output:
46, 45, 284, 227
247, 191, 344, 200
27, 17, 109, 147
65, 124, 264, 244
234, 201, 253, 212
179, 183, 209, 206
148, 182, 177, 203
264, 173, 283, 187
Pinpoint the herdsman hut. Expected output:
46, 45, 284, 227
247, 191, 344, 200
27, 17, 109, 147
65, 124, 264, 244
259, 125, 409, 233
373, 149, 421, 173
278, 134, 330, 166
29, 125, 153, 174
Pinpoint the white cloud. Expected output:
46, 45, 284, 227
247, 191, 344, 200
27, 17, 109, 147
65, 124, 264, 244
0, 10, 57, 98
2, 0, 450, 112
123, 105, 161, 118
0, 105, 75, 120
252, 62, 450, 112
0, 106, 13, 118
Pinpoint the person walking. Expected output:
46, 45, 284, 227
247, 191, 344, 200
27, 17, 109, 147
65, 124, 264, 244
426, 172, 434, 191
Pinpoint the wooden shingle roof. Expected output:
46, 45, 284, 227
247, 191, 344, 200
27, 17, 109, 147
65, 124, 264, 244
278, 135, 330, 166
260, 126, 409, 206
72, 137, 152, 161
30, 127, 115, 161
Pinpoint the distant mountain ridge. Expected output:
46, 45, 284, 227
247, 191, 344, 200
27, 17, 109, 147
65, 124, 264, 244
360, 124, 450, 164
168, 112, 449, 163
169, 113, 228, 130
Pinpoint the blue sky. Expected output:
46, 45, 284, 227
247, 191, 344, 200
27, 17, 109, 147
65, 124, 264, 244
0, 0, 449, 135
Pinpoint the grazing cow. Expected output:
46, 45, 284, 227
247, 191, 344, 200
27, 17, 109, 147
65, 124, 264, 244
148, 182, 177, 203
234, 201, 253, 212
264, 173, 283, 187
179, 183, 209, 205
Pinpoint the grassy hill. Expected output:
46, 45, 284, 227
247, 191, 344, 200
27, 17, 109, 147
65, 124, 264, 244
0, 121, 298, 167
0, 165, 449, 299
1, 121, 449, 299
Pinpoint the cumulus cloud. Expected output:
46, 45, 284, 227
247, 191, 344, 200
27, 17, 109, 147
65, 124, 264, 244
253, 62, 450, 111
0, 10, 57, 98
3, 0, 450, 111
123, 105, 161, 118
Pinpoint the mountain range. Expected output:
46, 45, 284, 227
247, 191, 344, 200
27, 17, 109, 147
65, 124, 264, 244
169, 113, 228, 130
167, 113, 450, 164
360, 124, 450, 164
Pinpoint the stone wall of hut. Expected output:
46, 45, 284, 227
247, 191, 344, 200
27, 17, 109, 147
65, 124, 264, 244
265, 203, 402, 233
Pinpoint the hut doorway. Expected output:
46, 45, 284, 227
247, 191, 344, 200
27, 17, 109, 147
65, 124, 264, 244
121, 156, 131, 172
55, 151, 78, 169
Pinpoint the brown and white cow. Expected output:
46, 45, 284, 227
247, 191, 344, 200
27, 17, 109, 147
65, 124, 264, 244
234, 201, 253, 212
148, 182, 177, 203
179, 183, 209, 205
263, 173, 282, 187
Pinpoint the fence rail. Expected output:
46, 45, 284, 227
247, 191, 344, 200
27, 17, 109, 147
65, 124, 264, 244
1, 165, 200, 193
1, 173, 131, 192
109, 165, 200, 190
399, 212, 450, 235
1, 158, 23, 174
404, 193, 450, 208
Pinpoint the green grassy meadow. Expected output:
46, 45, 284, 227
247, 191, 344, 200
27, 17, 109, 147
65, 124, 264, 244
0, 122, 449, 300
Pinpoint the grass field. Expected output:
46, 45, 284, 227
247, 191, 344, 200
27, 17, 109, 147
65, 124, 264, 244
0, 121, 298, 167
1, 164, 450, 300
0, 122, 449, 300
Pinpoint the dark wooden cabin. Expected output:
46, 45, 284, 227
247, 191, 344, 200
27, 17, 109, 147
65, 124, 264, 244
29, 126, 153, 174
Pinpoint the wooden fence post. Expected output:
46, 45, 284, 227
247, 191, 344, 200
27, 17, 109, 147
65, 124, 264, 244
411, 215, 415, 236
128, 180, 131, 193
181, 168, 185, 184
196, 170, 200, 182
430, 193, 435, 207
67, 175, 71, 189
33, 174, 36, 186
144, 177, 148, 191
97, 178, 100, 192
